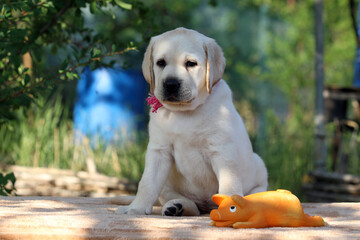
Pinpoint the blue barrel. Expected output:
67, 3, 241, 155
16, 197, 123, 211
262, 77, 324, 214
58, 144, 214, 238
73, 67, 148, 145
354, 48, 360, 87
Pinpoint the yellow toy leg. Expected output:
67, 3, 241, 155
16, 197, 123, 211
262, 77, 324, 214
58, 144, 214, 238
232, 221, 267, 229
232, 215, 266, 229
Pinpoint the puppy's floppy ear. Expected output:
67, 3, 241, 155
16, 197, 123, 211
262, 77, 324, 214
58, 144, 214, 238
203, 39, 226, 94
142, 37, 156, 93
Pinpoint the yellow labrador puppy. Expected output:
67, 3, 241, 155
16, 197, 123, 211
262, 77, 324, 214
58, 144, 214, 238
116, 28, 268, 216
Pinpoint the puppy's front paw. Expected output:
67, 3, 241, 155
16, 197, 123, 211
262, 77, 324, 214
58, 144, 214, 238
162, 201, 184, 216
116, 205, 151, 215
115, 205, 130, 214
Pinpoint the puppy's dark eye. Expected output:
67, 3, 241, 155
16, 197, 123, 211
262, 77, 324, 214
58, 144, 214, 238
185, 61, 197, 68
156, 59, 166, 68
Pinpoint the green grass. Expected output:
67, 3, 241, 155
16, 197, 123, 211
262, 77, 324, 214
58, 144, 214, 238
251, 109, 360, 199
254, 110, 315, 198
0, 97, 147, 181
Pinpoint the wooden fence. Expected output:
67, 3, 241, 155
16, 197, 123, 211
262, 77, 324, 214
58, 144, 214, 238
4, 166, 137, 197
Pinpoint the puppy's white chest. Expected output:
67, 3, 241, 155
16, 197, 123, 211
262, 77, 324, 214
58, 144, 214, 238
171, 135, 217, 188
173, 136, 208, 167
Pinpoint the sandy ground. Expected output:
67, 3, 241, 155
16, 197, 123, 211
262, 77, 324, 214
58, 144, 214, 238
0, 196, 359, 239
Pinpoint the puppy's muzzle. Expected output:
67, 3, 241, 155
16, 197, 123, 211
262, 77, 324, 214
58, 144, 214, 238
163, 77, 181, 102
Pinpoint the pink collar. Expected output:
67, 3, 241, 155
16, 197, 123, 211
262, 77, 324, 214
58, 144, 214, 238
146, 93, 163, 113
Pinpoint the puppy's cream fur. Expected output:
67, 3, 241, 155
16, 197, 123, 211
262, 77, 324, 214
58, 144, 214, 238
116, 28, 268, 216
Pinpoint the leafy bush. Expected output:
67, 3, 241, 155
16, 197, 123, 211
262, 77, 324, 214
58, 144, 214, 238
0, 0, 148, 124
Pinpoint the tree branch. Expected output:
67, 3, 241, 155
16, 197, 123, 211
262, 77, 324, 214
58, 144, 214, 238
0, 47, 137, 104
39, 1, 73, 35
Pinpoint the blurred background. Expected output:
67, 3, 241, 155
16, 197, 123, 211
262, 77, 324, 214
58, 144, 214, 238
1, 0, 359, 200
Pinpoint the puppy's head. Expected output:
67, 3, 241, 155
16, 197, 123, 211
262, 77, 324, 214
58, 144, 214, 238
142, 28, 226, 112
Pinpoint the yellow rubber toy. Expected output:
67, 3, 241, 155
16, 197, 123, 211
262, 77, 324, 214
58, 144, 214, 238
210, 189, 325, 228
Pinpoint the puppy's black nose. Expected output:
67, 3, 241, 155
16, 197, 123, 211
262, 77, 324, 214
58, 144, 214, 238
163, 78, 181, 94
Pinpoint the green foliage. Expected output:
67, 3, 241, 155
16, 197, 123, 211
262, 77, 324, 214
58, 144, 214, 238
0, 172, 16, 196
237, 0, 358, 196
0, 0, 358, 199
0, 0, 146, 124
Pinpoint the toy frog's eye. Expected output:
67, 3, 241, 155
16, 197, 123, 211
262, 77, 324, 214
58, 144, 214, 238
230, 206, 236, 213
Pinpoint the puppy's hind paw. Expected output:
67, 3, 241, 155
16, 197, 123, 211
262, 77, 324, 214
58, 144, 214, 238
161, 198, 200, 216
162, 203, 184, 217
